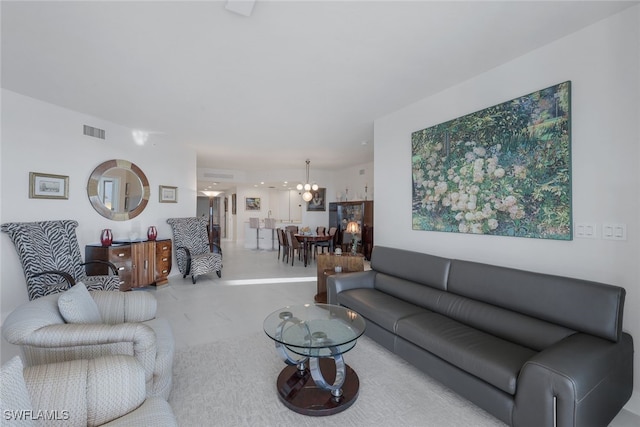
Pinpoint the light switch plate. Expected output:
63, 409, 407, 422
602, 223, 626, 240
574, 223, 597, 239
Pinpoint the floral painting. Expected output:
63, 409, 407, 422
412, 81, 571, 240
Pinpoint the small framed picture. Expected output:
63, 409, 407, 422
307, 187, 326, 211
159, 185, 178, 203
29, 172, 69, 199
245, 197, 261, 211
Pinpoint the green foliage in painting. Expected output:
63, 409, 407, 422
411, 81, 571, 240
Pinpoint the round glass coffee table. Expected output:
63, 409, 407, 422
263, 303, 366, 416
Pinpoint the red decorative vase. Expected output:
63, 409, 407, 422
100, 229, 113, 247
147, 226, 158, 241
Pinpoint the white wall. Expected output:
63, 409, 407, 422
374, 6, 640, 413
0, 89, 196, 361
333, 161, 374, 202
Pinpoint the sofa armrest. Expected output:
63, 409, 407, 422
18, 323, 157, 386
23, 355, 146, 427
513, 332, 634, 427
327, 270, 376, 305
91, 290, 157, 323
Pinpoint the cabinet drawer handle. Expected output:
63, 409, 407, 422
162, 257, 168, 262
144, 260, 148, 270
162, 269, 168, 274
162, 246, 168, 250
118, 267, 125, 271
118, 253, 125, 257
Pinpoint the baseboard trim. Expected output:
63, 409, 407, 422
622, 390, 640, 419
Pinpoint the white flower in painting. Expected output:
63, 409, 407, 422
504, 195, 517, 207
488, 219, 499, 230
434, 181, 448, 195
459, 223, 469, 233
473, 147, 486, 157
494, 168, 505, 178
471, 223, 483, 234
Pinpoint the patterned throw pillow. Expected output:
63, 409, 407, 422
57, 282, 102, 323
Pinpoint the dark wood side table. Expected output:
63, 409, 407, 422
317, 269, 355, 303
315, 253, 364, 303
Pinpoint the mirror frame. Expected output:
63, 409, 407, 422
87, 159, 150, 221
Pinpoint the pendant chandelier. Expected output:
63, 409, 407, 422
297, 159, 319, 202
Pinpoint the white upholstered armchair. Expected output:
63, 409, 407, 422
1, 355, 177, 426
1, 284, 174, 400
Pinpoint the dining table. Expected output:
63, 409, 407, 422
294, 233, 334, 267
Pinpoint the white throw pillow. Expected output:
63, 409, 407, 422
0, 356, 34, 427
57, 282, 102, 324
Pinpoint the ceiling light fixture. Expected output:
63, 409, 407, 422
132, 130, 148, 146
296, 159, 319, 202
225, 0, 256, 17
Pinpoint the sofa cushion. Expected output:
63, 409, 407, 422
396, 311, 536, 395
427, 290, 576, 351
1, 356, 34, 427
58, 282, 102, 324
143, 317, 174, 399
447, 260, 625, 342
370, 246, 450, 290
337, 288, 427, 333
374, 273, 448, 311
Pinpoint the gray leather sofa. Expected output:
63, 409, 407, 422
327, 246, 634, 427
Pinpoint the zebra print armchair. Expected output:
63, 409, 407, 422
1, 220, 120, 300
166, 217, 222, 284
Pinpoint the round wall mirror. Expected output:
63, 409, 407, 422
87, 159, 150, 221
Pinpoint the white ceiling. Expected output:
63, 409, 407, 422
2, 0, 636, 191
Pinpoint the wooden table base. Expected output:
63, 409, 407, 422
275, 358, 359, 416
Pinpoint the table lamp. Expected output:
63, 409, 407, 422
345, 221, 361, 255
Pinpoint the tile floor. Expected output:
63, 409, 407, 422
152, 240, 639, 426
152, 240, 323, 350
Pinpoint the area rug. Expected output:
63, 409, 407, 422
169, 332, 506, 427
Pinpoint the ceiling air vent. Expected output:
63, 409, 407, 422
203, 172, 234, 180
83, 125, 105, 140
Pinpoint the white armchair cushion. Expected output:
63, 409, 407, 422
0, 356, 34, 427
91, 290, 157, 324
3, 290, 173, 400
57, 282, 102, 324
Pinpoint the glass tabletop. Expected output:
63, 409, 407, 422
264, 304, 366, 357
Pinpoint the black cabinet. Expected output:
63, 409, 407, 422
328, 201, 373, 260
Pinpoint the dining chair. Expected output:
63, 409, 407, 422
311, 226, 327, 258
285, 230, 302, 266
276, 228, 287, 262
1, 220, 120, 301
315, 226, 337, 255
285, 225, 298, 235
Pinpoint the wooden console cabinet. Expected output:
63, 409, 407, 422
85, 239, 172, 291
315, 253, 365, 303
155, 239, 172, 286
